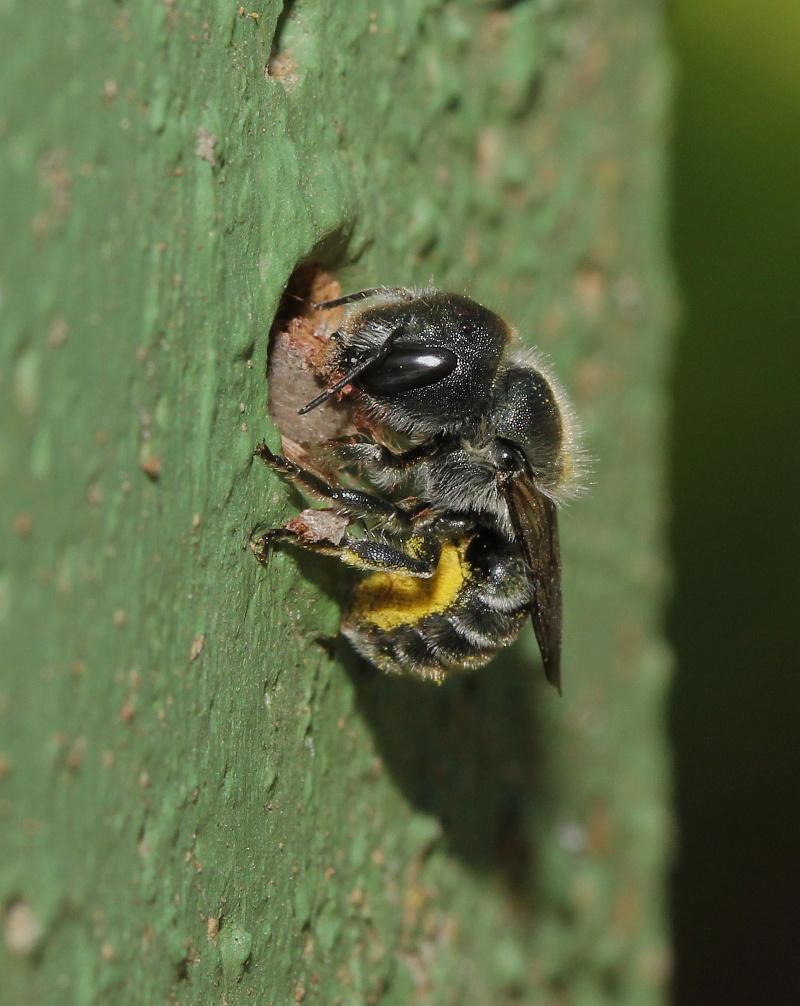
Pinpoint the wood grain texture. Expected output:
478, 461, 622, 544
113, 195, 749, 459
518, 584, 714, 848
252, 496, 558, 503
0, 1, 673, 1002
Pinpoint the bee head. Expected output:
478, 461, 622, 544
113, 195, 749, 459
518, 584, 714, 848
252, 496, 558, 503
333, 290, 513, 436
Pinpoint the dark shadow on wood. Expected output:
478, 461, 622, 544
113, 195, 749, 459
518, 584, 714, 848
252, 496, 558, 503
343, 636, 543, 905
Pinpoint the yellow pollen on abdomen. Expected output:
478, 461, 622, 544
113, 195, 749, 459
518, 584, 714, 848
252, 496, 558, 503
353, 541, 469, 632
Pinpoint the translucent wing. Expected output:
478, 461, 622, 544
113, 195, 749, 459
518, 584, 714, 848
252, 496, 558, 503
504, 479, 563, 692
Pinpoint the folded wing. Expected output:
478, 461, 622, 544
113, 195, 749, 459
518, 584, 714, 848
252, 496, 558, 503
504, 479, 563, 693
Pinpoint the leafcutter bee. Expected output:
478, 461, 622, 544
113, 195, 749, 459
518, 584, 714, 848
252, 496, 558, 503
254, 287, 586, 691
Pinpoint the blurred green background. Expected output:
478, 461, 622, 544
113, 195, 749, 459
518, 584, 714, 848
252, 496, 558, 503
670, 1, 800, 1002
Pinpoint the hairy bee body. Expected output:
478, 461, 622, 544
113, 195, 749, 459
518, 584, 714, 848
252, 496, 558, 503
255, 287, 586, 691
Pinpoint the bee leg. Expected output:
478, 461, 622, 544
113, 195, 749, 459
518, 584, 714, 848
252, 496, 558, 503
250, 525, 292, 566
339, 530, 440, 576
255, 442, 414, 528
252, 525, 440, 578
322, 439, 435, 474
254, 442, 441, 575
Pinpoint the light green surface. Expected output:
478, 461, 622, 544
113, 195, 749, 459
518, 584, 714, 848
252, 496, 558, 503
0, 1, 673, 1002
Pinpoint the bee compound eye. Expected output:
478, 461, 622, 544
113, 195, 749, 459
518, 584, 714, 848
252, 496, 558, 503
358, 345, 458, 394
494, 439, 525, 473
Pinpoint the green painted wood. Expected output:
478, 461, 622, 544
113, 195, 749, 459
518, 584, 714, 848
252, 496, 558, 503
0, 1, 673, 1003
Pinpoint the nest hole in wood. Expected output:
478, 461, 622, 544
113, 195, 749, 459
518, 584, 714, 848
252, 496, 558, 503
267, 265, 358, 468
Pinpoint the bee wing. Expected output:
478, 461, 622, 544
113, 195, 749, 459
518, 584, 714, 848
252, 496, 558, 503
504, 479, 563, 693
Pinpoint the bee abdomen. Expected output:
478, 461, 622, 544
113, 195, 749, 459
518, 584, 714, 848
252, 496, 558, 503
343, 604, 528, 682
344, 581, 530, 684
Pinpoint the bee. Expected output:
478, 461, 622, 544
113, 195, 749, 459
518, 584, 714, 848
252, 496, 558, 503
253, 287, 586, 692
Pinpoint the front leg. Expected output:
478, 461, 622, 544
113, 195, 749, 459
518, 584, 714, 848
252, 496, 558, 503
256, 442, 413, 529
315, 438, 436, 494
253, 443, 441, 576
323, 439, 436, 471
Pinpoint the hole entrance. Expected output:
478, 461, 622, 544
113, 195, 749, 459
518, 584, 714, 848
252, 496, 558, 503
267, 265, 355, 468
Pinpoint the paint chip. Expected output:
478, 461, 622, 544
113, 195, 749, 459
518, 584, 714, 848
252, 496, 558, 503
189, 635, 206, 662
3, 899, 44, 956
196, 126, 218, 166
140, 454, 162, 480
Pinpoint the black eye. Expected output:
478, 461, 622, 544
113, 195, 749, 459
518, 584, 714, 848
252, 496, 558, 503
358, 345, 458, 394
495, 440, 525, 473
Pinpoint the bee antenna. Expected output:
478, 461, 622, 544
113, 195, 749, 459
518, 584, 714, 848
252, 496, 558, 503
311, 288, 386, 310
297, 358, 373, 415
298, 327, 401, 415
